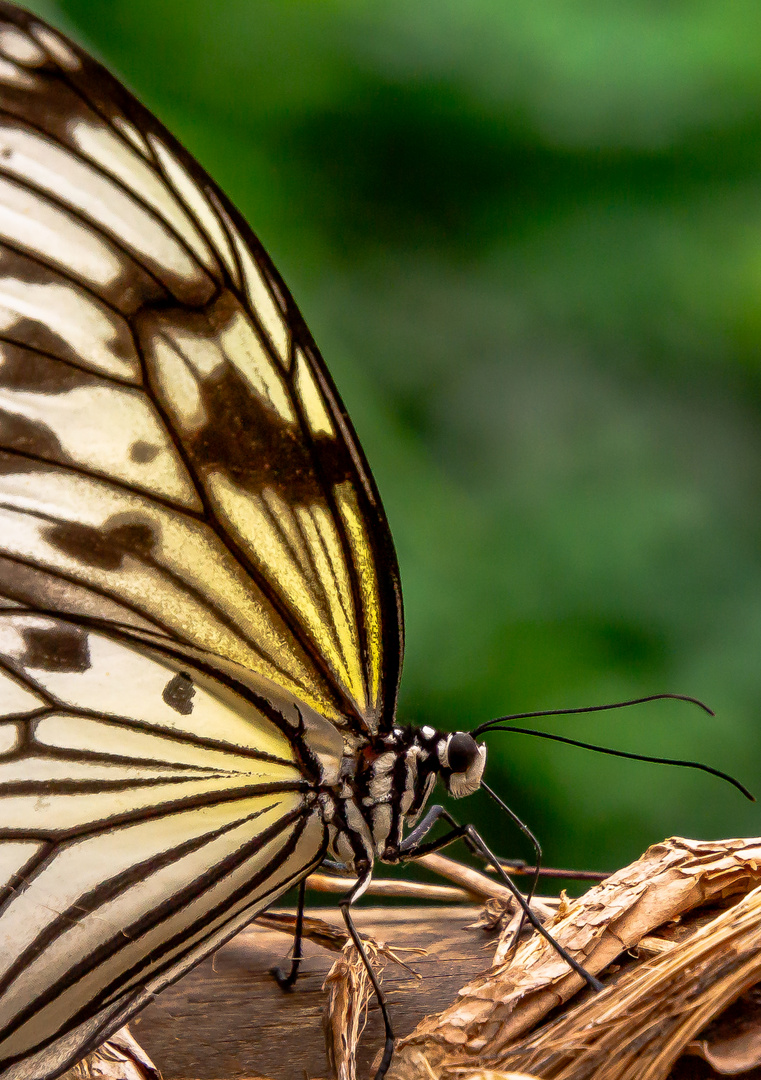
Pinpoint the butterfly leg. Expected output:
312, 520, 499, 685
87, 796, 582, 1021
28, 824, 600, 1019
480, 781, 543, 958
400, 804, 544, 955
270, 877, 306, 990
398, 803, 475, 857
401, 799, 544, 950
401, 802, 543, 886
399, 812, 604, 992
320, 858, 351, 872
339, 868, 396, 1080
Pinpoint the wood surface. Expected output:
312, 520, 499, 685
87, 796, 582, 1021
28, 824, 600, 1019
106, 839, 761, 1080
129, 905, 487, 1080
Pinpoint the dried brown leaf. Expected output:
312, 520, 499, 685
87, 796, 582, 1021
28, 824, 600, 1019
61, 1027, 160, 1079
466, 898, 515, 933
389, 836, 761, 1080
683, 985, 761, 1074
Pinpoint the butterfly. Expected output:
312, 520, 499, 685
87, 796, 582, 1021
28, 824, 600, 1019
2, 4, 750, 1079
0, 3, 516, 1078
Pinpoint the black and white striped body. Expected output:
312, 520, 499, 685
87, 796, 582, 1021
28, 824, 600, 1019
325, 725, 488, 877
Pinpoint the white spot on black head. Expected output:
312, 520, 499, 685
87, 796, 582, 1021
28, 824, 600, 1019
162, 671, 195, 715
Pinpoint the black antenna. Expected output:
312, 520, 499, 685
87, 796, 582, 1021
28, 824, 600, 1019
470, 693, 713, 736
474, 725, 754, 800
470, 693, 754, 800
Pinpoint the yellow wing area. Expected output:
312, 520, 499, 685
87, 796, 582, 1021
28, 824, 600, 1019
0, 610, 332, 1079
0, 3, 403, 736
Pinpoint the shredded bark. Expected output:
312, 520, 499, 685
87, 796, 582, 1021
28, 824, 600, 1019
495, 882, 761, 1079
414, 1070, 543, 1080
388, 836, 761, 1079
455, 1073, 543, 1080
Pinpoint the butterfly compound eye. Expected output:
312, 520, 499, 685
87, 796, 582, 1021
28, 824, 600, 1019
447, 732, 480, 773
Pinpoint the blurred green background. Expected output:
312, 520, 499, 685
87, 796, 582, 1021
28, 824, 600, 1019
27, 0, 761, 875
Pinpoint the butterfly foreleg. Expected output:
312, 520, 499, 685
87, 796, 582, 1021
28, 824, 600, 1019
338, 866, 396, 1080
402, 812, 604, 993
319, 858, 351, 873
393, 803, 480, 860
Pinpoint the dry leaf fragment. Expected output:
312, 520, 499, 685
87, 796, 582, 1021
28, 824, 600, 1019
467, 897, 516, 933
684, 985, 761, 1074
61, 1027, 160, 1079
324, 938, 423, 1080
687, 1034, 761, 1075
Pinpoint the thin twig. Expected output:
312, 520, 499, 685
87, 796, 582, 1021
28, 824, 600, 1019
307, 872, 472, 903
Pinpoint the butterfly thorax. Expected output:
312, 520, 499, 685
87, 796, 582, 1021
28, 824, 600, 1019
323, 726, 487, 871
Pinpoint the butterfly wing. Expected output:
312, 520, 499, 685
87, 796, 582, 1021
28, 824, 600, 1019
0, 4, 403, 1076
0, 2, 403, 738
0, 609, 335, 1079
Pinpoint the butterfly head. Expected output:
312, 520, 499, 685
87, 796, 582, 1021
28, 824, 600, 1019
437, 731, 487, 798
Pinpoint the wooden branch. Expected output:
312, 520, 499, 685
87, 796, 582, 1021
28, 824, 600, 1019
306, 871, 474, 903
496, 883, 761, 1079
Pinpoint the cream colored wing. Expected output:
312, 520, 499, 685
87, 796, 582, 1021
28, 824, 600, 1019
0, 609, 332, 1080
0, 2, 403, 737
